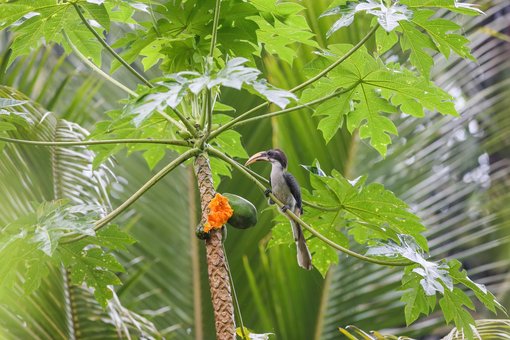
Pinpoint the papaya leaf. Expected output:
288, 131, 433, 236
57, 222, 135, 308
399, 9, 475, 77
59, 243, 123, 308
89, 110, 180, 169
408, 9, 475, 60
321, 0, 413, 36
211, 115, 248, 159
370, 236, 502, 337
0, 200, 99, 294
250, 0, 317, 65
302, 45, 455, 155
300, 160, 326, 177
0, 1, 104, 66
270, 168, 426, 275
129, 58, 295, 126
400, 0, 484, 15
307, 171, 427, 249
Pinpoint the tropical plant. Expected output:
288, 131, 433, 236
337, 319, 510, 339
0, 0, 509, 339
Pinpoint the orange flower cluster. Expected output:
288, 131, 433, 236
203, 193, 234, 233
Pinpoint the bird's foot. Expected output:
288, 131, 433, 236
281, 205, 290, 213
264, 188, 272, 197
268, 198, 275, 205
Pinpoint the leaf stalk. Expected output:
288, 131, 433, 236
208, 24, 379, 139
209, 0, 222, 58
291, 24, 379, 92
63, 31, 137, 96
168, 108, 199, 136
231, 83, 360, 128
0, 136, 191, 147
61, 148, 200, 244
73, 3, 153, 88
207, 146, 413, 267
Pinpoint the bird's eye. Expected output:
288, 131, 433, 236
267, 151, 273, 157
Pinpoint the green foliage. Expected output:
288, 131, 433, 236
323, 0, 478, 77
400, 0, 484, 15
399, 9, 474, 77
110, 0, 315, 73
59, 225, 135, 307
0, 200, 134, 306
0, 60, 162, 337
88, 109, 180, 169
129, 57, 295, 125
321, 0, 413, 36
270, 163, 426, 276
0, 97, 32, 137
0, 1, 99, 66
0, 0, 504, 337
211, 114, 249, 159
368, 236, 505, 339
249, 0, 318, 65
271, 167, 427, 276
302, 45, 455, 155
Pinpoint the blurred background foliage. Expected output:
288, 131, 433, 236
0, 0, 509, 339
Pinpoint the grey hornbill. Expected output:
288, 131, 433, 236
245, 149, 312, 270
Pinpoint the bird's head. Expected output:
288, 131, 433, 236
245, 149, 288, 169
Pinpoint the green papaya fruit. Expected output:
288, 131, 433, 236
223, 193, 258, 229
195, 224, 210, 240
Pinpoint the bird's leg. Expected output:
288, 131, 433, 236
281, 205, 290, 213
265, 188, 275, 205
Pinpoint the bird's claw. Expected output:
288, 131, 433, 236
281, 205, 290, 213
264, 188, 272, 197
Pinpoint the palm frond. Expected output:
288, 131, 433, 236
110, 153, 198, 338
0, 84, 161, 338
443, 319, 510, 340
1, 29, 201, 338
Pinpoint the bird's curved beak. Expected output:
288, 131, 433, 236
245, 151, 269, 166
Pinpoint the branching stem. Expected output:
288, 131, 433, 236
156, 110, 188, 131
169, 108, 199, 136
207, 146, 413, 267
61, 148, 200, 244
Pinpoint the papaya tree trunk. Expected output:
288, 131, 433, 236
193, 153, 236, 339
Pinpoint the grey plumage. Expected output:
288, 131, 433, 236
246, 149, 312, 270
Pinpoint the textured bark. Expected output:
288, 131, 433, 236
193, 153, 236, 339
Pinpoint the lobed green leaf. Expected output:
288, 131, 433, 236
302, 45, 455, 155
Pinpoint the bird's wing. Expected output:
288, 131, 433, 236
283, 172, 303, 214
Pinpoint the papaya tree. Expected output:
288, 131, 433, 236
0, 0, 506, 339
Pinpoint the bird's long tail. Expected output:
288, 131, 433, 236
291, 219, 312, 270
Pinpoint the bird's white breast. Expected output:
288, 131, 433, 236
271, 165, 296, 209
